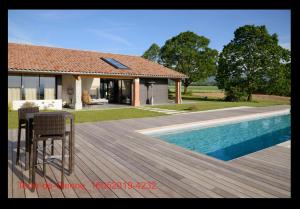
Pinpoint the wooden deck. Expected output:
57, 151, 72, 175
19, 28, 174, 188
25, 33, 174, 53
8, 105, 291, 198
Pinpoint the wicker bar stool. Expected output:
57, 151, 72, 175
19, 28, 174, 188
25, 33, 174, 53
16, 107, 39, 165
31, 113, 67, 189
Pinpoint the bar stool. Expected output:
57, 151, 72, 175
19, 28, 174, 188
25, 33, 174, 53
16, 107, 39, 165
30, 113, 67, 189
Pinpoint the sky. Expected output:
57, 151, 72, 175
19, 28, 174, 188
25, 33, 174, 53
8, 10, 291, 56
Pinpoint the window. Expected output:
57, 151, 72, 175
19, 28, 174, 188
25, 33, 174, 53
8, 74, 57, 102
8, 75, 21, 87
22, 75, 39, 100
101, 58, 129, 69
8, 75, 22, 103
39, 76, 56, 100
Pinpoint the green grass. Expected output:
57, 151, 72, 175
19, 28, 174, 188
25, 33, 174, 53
169, 85, 222, 93
165, 85, 290, 111
8, 111, 18, 130
8, 108, 165, 129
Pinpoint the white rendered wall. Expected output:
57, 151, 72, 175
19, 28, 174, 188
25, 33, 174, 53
74, 77, 82, 110
62, 74, 75, 104
12, 99, 63, 110
82, 77, 100, 92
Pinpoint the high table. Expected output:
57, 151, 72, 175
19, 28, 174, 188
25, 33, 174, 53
24, 111, 75, 175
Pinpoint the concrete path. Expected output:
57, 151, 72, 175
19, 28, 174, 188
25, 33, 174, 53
136, 106, 187, 115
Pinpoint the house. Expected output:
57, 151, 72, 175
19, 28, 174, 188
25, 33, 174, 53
8, 43, 187, 110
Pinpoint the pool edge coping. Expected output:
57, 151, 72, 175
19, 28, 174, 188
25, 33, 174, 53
136, 108, 290, 135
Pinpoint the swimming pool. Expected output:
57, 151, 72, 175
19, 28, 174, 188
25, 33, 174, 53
147, 112, 291, 161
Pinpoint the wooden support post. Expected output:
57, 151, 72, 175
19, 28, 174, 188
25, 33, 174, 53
175, 79, 182, 104
132, 78, 140, 106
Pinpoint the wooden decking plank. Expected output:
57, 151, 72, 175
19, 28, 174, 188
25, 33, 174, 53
246, 149, 290, 163
211, 187, 240, 198
154, 140, 290, 194
76, 126, 199, 198
10, 130, 26, 198
47, 164, 78, 198
119, 139, 267, 198
73, 133, 145, 198
34, 164, 52, 198
229, 160, 290, 190
39, 164, 65, 198
74, 136, 143, 198
150, 137, 290, 196
95, 128, 272, 198
194, 158, 290, 197
52, 144, 91, 198
132, 138, 288, 197
23, 170, 39, 198
231, 158, 291, 182
204, 170, 275, 198
237, 154, 290, 172
73, 151, 118, 198
51, 141, 104, 198
68, 134, 131, 198
73, 152, 130, 198
79, 130, 190, 198
112, 142, 221, 197
74, 131, 158, 198
78, 136, 177, 198
8, 131, 13, 198
154, 140, 290, 188
22, 142, 39, 198
76, 125, 185, 198
246, 154, 290, 169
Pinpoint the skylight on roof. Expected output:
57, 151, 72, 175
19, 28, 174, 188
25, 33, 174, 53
101, 58, 129, 69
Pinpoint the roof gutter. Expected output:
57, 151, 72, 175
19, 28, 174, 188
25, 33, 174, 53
8, 68, 189, 79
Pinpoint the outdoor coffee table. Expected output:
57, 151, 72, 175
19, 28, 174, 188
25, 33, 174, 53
24, 111, 75, 174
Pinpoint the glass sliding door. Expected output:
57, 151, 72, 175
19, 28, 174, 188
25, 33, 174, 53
98, 78, 132, 104
118, 80, 132, 104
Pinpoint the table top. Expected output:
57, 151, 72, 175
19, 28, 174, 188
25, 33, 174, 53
26, 111, 74, 120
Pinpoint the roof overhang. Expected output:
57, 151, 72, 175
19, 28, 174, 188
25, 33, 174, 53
8, 68, 189, 79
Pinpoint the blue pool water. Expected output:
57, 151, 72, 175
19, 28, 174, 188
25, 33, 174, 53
150, 114, 291, 161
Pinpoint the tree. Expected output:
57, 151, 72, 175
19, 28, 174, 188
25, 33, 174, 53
264, 48, 291, 96
160, 31, 218, 94
142, 43, 161, 63
216, 25, 290, 101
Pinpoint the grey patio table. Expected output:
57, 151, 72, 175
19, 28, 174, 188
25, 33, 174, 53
24, 111, 75, 174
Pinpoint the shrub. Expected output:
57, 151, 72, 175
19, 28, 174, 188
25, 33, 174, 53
184, 89, 193, 96
224, 86, 247, 102
21, 101, 37, 108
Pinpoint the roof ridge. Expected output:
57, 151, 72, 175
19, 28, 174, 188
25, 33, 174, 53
8, 42, 142, 58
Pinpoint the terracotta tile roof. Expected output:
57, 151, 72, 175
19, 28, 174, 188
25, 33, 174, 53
8, 43, 187, 79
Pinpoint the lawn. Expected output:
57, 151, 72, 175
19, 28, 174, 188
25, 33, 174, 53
160, 85, 290, 111
169, 85, 223, 93
8, 108, 165, 129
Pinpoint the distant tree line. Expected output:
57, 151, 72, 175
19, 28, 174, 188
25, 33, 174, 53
142, 25, 291, 101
